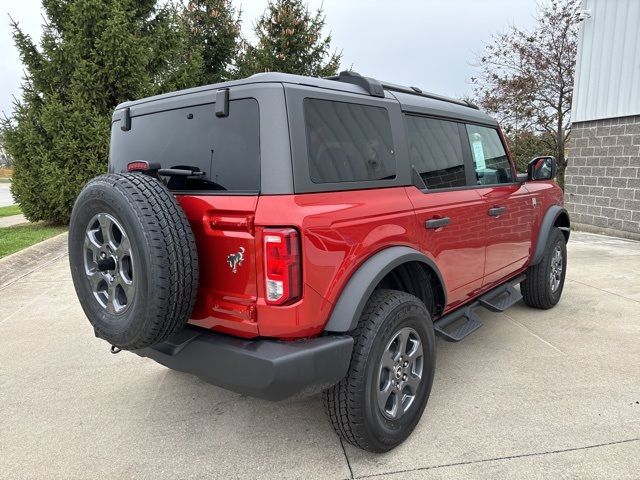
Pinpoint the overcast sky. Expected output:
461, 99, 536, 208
0, 0, 539, 117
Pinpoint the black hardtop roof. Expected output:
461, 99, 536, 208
115, 71, 496, 125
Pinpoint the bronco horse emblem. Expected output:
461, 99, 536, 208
227, 247, 245, 274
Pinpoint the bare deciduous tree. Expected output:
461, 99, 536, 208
471, 0, 581, 187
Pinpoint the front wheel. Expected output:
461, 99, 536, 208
521, 227, 567, 309
323, 290, 436, 452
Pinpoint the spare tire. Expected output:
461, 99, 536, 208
69, 173, 198, 350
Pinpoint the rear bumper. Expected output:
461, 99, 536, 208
134, 326, 354, 401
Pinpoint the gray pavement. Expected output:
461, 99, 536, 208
0, 214, 27, 228
0, 182, 15, 207
0, 231, 639, 479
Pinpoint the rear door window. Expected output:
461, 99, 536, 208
465, 125, 514, 185
404, 115, 467, 189
110, 98, 260, 192
303, 99, 396, 183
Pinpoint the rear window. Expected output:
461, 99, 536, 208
110, 98, 260, 192
304, 99, 396, 183
404, 115, 466, 189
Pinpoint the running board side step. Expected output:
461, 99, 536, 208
434, 275, 525, 342
433, 306, 483, 342
478, 280, 523, 312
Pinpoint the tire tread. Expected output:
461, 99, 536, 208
521, 227, 566, 310
72, 173, 198, 349
323, 289, 432, 452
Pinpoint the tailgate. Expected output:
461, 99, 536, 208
177, 194, 259, 338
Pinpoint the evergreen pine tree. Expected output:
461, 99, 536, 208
2, 0, 199, 223
236, 0, 341, 78
183, 0, 242, 85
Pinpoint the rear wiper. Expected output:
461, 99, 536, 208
158, 168, 205, 177
157, 164, 227, 191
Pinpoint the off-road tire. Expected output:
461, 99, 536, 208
323, 289, 436, 453
69, 173, 198, 350
521, 227, 567, 309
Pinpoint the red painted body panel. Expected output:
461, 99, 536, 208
176, 178, 564, 340
476, 184, 535, 286
403, 186, 486, 311
177, 188, 423, 339
176, 195, 260, 338
523, 181, 565, 255
254, 188, 419, 338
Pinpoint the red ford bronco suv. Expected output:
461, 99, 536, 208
69, 71, 569, 453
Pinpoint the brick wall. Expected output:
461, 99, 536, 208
423, 165, 466, 189
564, 114, 640, 240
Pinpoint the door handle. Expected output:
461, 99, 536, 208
425, 217, 451, 229
488, 206, 506, 217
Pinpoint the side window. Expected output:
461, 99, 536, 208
304, 98, 396, 183
465, 125, 514, 185
404, 115, 467, 189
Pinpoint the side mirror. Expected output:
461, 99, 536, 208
527, 156, 557, 181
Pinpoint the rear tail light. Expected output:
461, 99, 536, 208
264, 228, 301, 305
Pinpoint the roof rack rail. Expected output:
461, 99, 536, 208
326, 71, 385, 97
327, 71, 480, 110
379, 81, 480, 110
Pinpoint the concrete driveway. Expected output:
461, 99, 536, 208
1, 231, 639, 479
0, 182, 15, 207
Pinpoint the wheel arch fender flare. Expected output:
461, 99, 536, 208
531, 205, 570, 266
323, 246, 447, 333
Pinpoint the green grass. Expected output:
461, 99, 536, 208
0, 223, 67, 258
0, 178, 11, 183
0, 204, 21, 218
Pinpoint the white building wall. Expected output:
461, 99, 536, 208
572, 0, 640, 123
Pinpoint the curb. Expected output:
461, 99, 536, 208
0, 232, 68, 289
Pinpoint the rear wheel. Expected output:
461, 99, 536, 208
521, 227, 567, 309
323, 289, 436, 452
